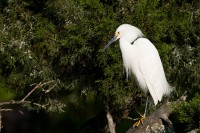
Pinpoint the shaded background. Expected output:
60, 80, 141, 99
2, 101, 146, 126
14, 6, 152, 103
0, 0, 200, 132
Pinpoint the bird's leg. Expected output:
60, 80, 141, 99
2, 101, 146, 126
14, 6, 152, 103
144, 96, 149, 116
132, 97, 149, 128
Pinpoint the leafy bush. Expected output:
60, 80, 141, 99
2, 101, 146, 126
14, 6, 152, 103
173, 94, 200, 132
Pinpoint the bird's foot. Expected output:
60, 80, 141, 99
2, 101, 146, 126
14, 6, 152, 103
133, 112, 145, 128
127, 110, 146, 128
127, 97, 148, 128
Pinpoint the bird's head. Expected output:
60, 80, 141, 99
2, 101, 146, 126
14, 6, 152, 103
103, 24, 144, 51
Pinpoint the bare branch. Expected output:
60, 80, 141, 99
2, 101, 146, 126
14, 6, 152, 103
106, 106, 116, 133
21, 82, 42, 102
0, 80, 56, 107
126, 94, 187, 133
44, 83, 57, 93
0, 100, 49, 110
21, 80, 54, 102
0, 109, 13, 112
0, 80, 57, 132
0, 80, 56, 112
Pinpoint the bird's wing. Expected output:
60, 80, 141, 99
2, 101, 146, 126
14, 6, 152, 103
136, 38, 171, 105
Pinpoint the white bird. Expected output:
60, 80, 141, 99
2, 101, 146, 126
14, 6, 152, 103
104, 24, 172, 106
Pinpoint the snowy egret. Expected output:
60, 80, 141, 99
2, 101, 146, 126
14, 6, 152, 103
104, 24, 172, 125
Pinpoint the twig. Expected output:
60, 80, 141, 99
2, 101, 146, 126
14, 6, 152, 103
0, 109, 13, 112
0, 80, 55, 107
21, 82, 42, 102
21, 80, 54, 102
0, 100, 48, 110
44, 83, 57, 93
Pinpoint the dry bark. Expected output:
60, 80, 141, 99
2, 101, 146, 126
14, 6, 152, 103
106, 106, 116, 133
126, 95, 186, 133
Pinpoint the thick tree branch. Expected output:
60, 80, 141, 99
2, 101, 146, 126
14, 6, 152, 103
106, 106, 116, 133
126, 95, 187, 133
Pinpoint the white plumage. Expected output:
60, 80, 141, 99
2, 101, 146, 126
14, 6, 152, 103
104, 24, 172, 105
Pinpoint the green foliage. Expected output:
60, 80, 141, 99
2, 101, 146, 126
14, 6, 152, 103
0, 80, 15, 102
0, 0, 62, 112
173, 94, 200, 132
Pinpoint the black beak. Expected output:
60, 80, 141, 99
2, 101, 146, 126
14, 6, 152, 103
103, 35, 118, 51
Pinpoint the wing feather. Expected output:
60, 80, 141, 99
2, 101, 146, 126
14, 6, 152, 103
135, 38, 171, 105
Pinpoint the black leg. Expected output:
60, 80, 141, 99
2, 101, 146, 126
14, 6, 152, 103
144, 96, 149, 116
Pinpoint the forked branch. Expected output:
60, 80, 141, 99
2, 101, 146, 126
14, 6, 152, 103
126, 93, 187, 133
0, 80, 56, 132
